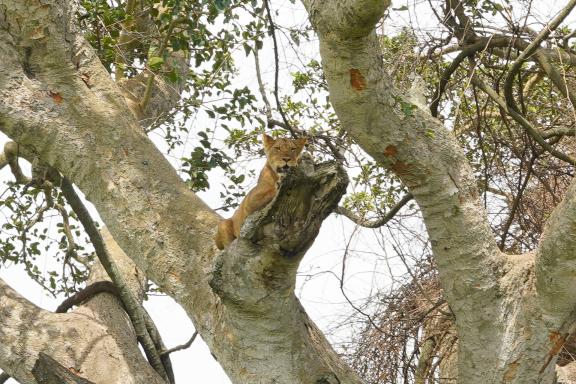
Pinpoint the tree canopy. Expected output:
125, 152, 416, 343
1, 0, 576, 383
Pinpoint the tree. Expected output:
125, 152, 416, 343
1, 0, 576, 383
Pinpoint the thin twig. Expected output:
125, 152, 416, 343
253, 43, 273, 123
161, 331, 198, 356
393, 244, 451, 317
503, 0, 576, 112
340, 226, 385, 333
335, 193, 414, 228
54, 203, 77, 258
0, 144, 174, 382
499, 156, 536, 249
263, 0, 297, 137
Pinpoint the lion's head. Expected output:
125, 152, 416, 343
262, 134, 307, 175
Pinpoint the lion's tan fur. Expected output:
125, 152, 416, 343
215, 134, 307, 249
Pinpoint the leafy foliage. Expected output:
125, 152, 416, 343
2, 0, 576, 380
0, 183, 93, 295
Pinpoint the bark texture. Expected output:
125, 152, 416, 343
3, 0, 575, 383
0, 229, 165, 384
32, 353, 95, 384
301, 0, 576, 382
0, 1, 362, 383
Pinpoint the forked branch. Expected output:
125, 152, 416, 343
211, 161, 348, 303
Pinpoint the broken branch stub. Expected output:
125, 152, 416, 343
243, 161, 348, 255
210, 161, 348, 307
32, 353, 95, 384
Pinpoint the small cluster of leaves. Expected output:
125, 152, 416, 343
78, 0, 127, 72
0, 184, 93, 296
343, 161, 408, 219
181, 130, 234, 191
466, 0, 512, 17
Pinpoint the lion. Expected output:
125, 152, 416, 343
215, 133, 307, 249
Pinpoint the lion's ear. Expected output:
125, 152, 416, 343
296, 137, 307, 149
262, 133, 275, 152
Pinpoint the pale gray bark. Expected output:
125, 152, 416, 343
0, 229, 165, 384
3, 0, 576, 383
536, 180, 576, 315
0, 1, 364, 383
558, 362, 576, 383
302, 0, 576, 383
33, 353, 95, 383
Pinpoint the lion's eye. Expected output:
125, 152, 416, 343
291, 148, 296, 152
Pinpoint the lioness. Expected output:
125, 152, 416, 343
215, 133, 307, 249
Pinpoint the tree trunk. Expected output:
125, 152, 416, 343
301, 0, 576, 382
0, 2, 365, 382
2, 0, 576, 383
0, 228, 165, 384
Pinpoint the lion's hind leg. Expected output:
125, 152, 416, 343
215, 218, 236, 250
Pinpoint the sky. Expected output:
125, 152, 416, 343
1, 0, 575, 382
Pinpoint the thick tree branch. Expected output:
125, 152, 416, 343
0, 372, 10, 384
0, 141, 174, 382
0, 276, 165, 384
59, 177, 171, 383
209, 162, 361, 383
302, 0, 504, 310
160, 332, 198, 356
444, 0, 475, 43
541, 126, 576, 139
300, 0, 548, 381
305, 0, 389, 38
0, 2, 363, 382
55, 280, 120, 313
535, 179, 576, 315
433, 37, 576, 66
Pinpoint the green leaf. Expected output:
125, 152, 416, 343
166, 68, 180, 83
243, 42, 251, 56
148, 56, 164, 70
214, 0, 231, 11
